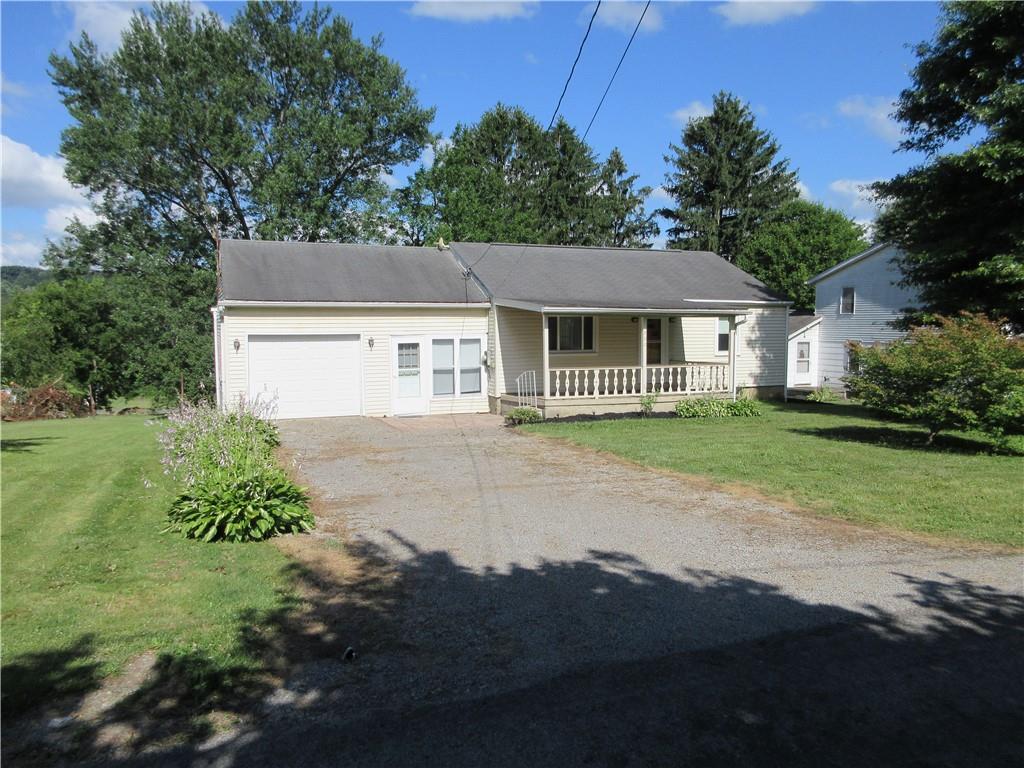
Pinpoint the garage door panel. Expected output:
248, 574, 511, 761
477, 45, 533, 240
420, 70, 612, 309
248, 335, 361, 419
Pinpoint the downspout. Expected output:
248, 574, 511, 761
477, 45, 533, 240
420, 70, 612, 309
782, 312, 789, 403
210, 306, 223, 411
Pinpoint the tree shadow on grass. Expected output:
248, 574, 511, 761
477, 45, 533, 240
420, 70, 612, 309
791, 424, 1011, 455
1, 436, 61, 453
5, 533, 1023, 767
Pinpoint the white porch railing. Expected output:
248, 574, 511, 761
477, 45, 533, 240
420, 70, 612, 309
547, 363, 729, 398
515, 369, 538, 408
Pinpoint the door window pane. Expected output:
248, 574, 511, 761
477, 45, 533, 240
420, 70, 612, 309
459, 339, 481, 394
398, 342, 419, 370
717, 317, 730, 353
432, 339, 454, 395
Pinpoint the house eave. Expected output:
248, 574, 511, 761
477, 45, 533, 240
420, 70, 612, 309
806, 243, 893, 286
219, 299, 491, 309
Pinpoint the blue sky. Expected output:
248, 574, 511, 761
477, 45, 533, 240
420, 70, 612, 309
1, 1, 943, 265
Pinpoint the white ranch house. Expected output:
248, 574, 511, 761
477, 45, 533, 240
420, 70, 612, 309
213, 240, 791, 419
786, 243, 919, 391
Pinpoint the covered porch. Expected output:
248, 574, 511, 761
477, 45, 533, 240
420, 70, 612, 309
496, 307, 742, 418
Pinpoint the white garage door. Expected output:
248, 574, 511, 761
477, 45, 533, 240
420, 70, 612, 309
248, 335, 361, 419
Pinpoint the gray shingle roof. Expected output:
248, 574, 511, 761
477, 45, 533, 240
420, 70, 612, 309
219, 239, 487, 304
449, 243, 785, 310
788, 313, 821, 335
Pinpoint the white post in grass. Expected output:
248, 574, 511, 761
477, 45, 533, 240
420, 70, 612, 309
639, 316, 647, 395
541, 312, 550, 401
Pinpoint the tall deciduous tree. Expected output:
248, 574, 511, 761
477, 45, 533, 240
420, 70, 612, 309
49, 0, 434, 249
737, 200, 869, 310
661, 91, 798, 261
872, 1, 1024, 330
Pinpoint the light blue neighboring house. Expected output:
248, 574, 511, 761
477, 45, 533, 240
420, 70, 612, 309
792, 243, 920, 390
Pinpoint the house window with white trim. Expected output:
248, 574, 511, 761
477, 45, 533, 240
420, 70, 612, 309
840, 286, 856, 314
432, 336, 484, 397
548, 316, 595, 353
716, 317, 730, 355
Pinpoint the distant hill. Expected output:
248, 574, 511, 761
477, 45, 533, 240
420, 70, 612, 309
1, 266, 53, 304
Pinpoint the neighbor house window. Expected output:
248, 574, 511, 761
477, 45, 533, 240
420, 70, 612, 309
840, 286, 856, 314
796, 341, 810, 373
716, 317, 730, 354
843, 344, 860, 374
548, 316, 595, 353
432, 337, 483, 397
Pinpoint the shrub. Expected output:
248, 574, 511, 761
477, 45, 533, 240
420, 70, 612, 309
505, 406, 543, 425
846, 314, 1024, 443
806, 387, 838, 403
158, 399, 313, 542
674, 397, 761, 419
166, 466, 312, 543
639, 393, 657, 417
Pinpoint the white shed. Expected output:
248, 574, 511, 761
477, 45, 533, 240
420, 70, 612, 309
787, 315, 821, 389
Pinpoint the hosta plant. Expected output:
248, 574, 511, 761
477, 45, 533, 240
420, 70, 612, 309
158, 397, 314, 542
166, 467, 313, 543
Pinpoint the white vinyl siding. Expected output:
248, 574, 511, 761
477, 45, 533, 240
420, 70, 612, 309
220, 306, 489, 417
814, 245, 918, 389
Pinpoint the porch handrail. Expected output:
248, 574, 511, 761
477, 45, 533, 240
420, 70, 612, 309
548, 363, 729, 398
515, 370, 538, 408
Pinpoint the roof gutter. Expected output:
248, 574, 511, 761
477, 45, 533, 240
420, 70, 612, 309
219, 300, 491, 309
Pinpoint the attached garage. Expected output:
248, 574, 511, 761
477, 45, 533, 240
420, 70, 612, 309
214, 239, 492, 419
248, 334, 361, 419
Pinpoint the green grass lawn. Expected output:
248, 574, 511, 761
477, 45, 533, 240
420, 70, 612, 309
523, 402, 1024, 547
1, 415, 295, 715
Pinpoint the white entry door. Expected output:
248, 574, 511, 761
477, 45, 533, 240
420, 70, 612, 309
248, 334, 361, 419
392, 336, 428, 415
794, 340, 813, 386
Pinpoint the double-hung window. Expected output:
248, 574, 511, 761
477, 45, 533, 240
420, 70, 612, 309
716, 317, 730, 355
840, 286, 856, 314
431, 337, 483, 396
796, 342, 810, 373
547, 316, 595, 353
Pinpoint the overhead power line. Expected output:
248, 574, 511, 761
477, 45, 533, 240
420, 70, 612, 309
547, 1, 602, 131
583, 0, 651, 141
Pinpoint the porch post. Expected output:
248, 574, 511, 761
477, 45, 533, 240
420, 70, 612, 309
541, 312, 550, 399
639, 315, 647, 394
729, 322, 737, 401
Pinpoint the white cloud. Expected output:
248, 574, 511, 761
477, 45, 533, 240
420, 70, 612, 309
523, 51, 539, 65
796, 180, 811, 200
64, 1, 140, 53
671, 101, 712, 124
0, 238, 45, 267
420, 137, 452, 170
379, 169, 401, 189
45, 204, 100, 234
591, 1, 663, 34
648, 185, 672, 202
828, 178, 881, 216
1, 134, 87, 208
837, 95, 901, 143
712, 1, 816, 27
1, 73, 31, 115
408, 2, 538, 23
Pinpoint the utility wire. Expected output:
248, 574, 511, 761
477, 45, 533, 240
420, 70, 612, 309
547, 1, 602, 131
583, 0, 650, 141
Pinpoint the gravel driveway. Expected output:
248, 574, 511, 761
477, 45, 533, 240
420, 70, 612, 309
138, 414, 1022, 767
